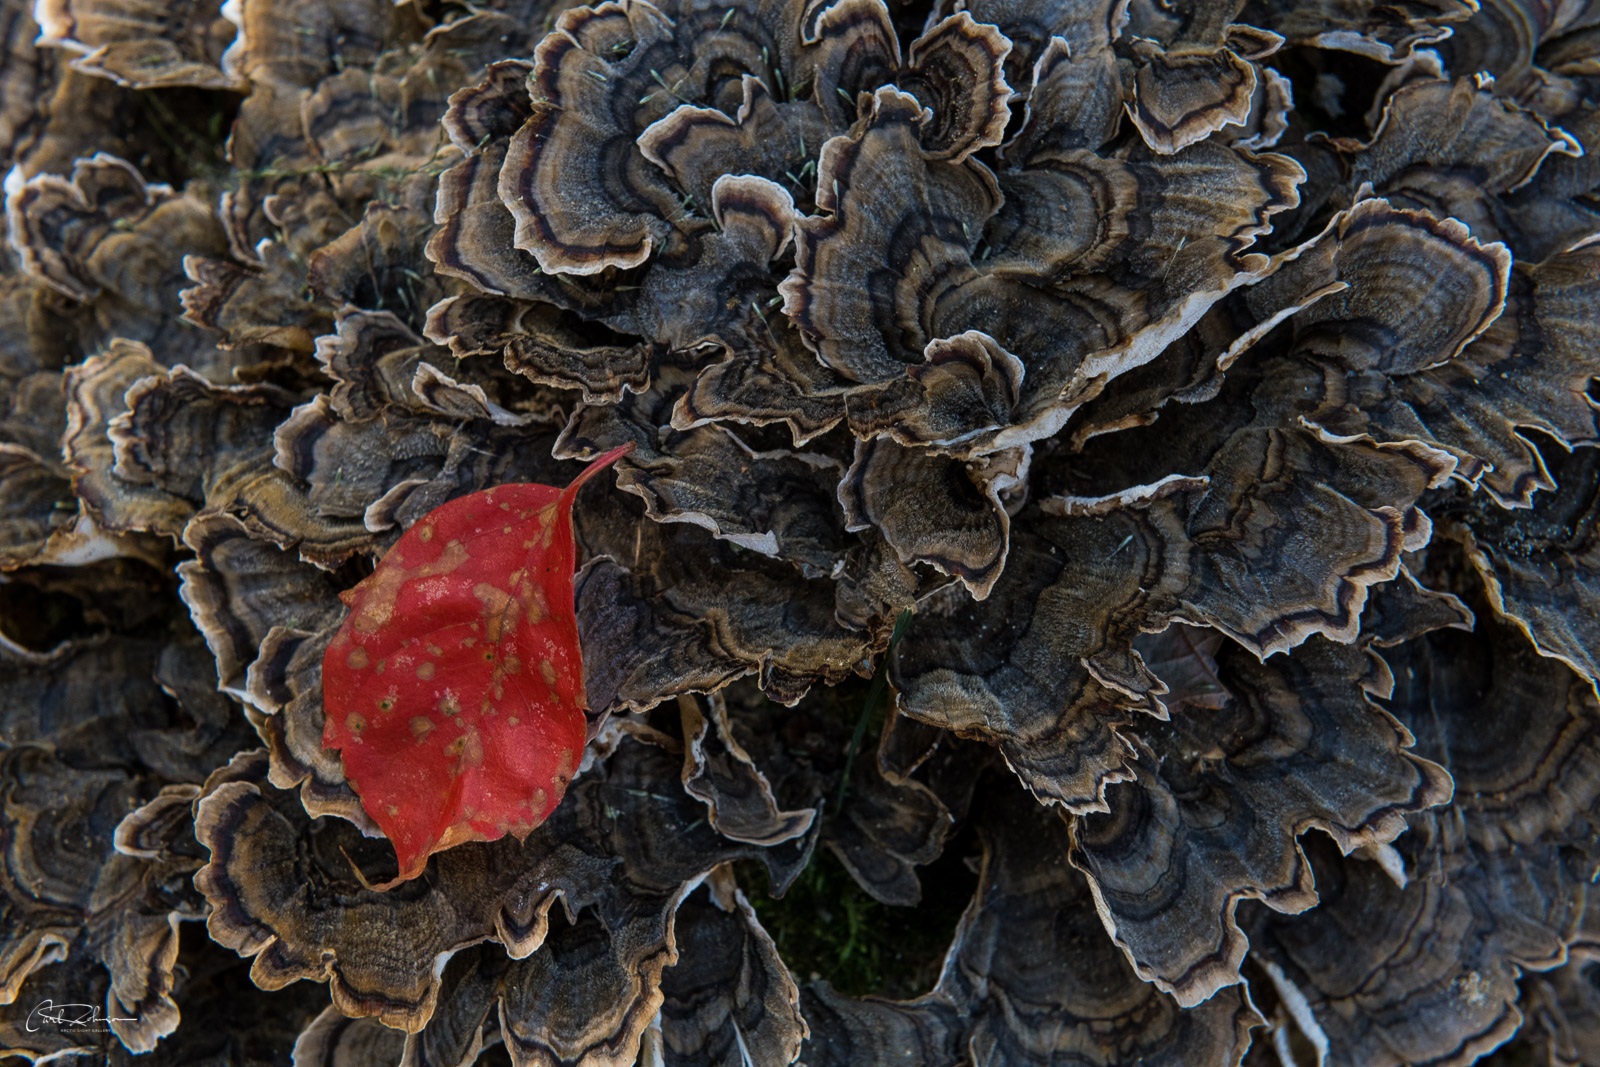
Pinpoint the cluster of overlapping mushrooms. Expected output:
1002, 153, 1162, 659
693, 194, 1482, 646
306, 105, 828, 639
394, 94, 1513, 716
1, 0, 1598, 1061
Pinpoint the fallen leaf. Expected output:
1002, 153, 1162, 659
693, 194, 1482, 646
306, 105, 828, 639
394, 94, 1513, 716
1131, 623, 1232, 713
321, 444, 632, 882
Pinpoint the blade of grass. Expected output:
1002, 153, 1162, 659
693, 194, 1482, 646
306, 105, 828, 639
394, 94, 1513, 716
834, 608, 913, 815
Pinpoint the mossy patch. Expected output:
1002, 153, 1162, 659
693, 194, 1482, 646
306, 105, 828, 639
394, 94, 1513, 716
743, 817, 977, 1000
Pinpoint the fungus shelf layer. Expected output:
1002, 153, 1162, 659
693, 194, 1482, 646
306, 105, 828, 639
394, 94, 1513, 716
1, 0, 1598, 1062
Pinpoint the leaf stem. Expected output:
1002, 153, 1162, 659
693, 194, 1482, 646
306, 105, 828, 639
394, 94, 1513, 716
559, 442, 636, 507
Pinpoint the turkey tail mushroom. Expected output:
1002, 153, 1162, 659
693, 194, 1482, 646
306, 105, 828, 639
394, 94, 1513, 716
2, 0, 1599, 1058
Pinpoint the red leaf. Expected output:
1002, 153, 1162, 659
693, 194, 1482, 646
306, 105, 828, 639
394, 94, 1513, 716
321, 445, 631, 882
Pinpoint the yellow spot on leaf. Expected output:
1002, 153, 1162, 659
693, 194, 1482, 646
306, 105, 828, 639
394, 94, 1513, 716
351, 539, 469, 632
346, 713, 367, 735
540, 659, 558, 687
472, 582, 518, 641
346, 647, 370, 669
439, 693, 461, 716
410, 716, 435, 740
417, 662, 435, 680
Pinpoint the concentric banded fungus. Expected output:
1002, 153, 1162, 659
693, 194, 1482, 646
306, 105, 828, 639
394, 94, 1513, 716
500, 2, 684, 275
0, 443, 75, 567
657, 874, 808, 1066
34, 0, 242, 90
1069, 634, 1452, 1007
9, 153, 229, 355
63, 340, 198, 535
838, 437, 1018, 598
1246, 601, 1600, 1066
1451, 414, 1600, 692
891, 418, 1442, 810
4, 0, 1600, 1058
194, 735, 811, 1045
1124, 0, 1282, 154
1523, 958, 1600, 1067
680, 692, 818, 846
0, 628, 229, 1060
178, 513, 346, 697
801, 782, 1261, 1066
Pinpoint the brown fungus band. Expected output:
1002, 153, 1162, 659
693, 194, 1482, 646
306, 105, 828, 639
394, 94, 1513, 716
1, 0, 1599, 1062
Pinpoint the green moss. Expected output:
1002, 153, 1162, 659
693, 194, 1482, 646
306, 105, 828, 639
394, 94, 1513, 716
738, 607, 975, 1000
744, 825, 976, 1000
130, 87, 239, 186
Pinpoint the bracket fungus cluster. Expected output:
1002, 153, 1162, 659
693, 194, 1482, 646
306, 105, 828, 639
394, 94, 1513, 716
2, 0, 1600, 1062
